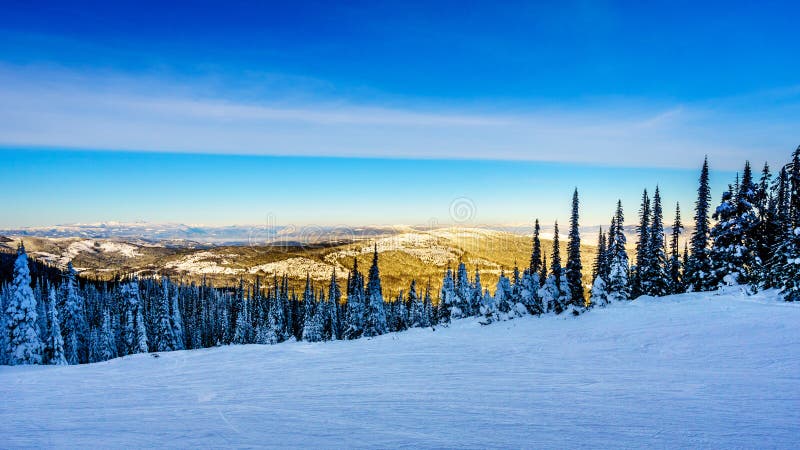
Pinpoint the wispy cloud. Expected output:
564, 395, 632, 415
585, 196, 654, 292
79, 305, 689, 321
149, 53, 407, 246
0, 64, 797, 170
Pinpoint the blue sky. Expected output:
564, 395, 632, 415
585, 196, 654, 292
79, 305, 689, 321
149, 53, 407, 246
0, 1, 798, 227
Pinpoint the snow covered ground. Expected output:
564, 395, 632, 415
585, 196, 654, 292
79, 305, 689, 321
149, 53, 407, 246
1, 289, 798, 448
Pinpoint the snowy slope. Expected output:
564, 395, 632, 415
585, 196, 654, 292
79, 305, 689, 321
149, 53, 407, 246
1, 289, 798, 448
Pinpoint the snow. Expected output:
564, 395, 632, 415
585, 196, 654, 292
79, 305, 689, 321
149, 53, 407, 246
165, 251, 243, 275
1, 289, 798, 448
248, 257, 346, 280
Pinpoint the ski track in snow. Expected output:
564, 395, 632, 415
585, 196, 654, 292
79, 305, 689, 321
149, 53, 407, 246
1, 290, 798, 448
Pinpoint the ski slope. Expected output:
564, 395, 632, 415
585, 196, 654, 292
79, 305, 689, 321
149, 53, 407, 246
1, 289, 798, 448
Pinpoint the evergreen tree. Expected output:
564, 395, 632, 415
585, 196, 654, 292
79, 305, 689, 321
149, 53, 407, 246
642, 187, 669, 296
668, 202, 684, 294
363, 246, 387, 337
437, 267, 456, 325
776, 145, 800, 301
589, 276, 609, 308
549, 222, 566, 313
60, 263, 87, 364
344, 258, 366, 339
471, 268, 483, 314
327, 269, 341, 340
607, 201, 630, 301
709, 162, 761, 287
529, 219, 543, 276
592, 227, 607, 282
44, 287, 67, 365
685, 157, 713, 291
156, 278, 177, 351
170, 284, 185, 350
4, 244, 44, 365
565, 189, 584, 308
454, 261, 471, 318
632, 189, 651, 298
422, 281, 433, 327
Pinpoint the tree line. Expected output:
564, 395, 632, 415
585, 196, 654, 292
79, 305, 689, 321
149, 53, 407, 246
2, 145, 798, 365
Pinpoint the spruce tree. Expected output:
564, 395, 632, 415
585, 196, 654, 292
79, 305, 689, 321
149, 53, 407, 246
592, 227, 606, 282
632, 189, 651, 298
327, 269, 341, 340
529, 219, 543, 276
363, 246, 387, 337
60, 263, 87, 364
685, 157, 713, 291
45, 287, 67, 365
643, 186, 669, 296
4, 245, 43, 365
709, 162, 761, 287
565, 189, 584, 308
344, 258, 366, 339
668, 202, 684, 294
437, 267, 456, 324
156, 278, 177, 351
607, 201, 630, 301
454, 262, 471, 318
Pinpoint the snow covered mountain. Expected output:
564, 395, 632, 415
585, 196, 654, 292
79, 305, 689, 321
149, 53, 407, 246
0, 227, 603, 295
0, 288, 796, 448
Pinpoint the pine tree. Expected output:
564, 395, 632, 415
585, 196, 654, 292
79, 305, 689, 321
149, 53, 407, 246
60, 263, 87, 364
44, 285, 67, 365
494, 270, 513, 317
121, 280, 148, 354
454, 261, 471, 318
632, 189, 651, 298
170, 284, 184, 351
4, 244, 44, 365
592, 227, 607, 282
363, 246, 387, 337
156, 278, 177, 351
685, 157, 713, 291
642, 186, 669, 296
422, 281, 433, 327
668, 202, 684, 294
344, 258, 366, 339
776, 145, 800, 301
437, 267, 456, 324
471, 268, 483, 314
709, 162, 761, 287
607, 201, 630, 301
327, 269, 341, 340
565, 188, 584, 308
529, 219, 543, 276
549, 221, 566, 313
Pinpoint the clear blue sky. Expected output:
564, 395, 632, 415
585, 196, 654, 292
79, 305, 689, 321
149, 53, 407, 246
0, 1, 797, 227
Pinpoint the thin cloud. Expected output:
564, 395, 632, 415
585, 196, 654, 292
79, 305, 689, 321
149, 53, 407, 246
0, 65, 796, 170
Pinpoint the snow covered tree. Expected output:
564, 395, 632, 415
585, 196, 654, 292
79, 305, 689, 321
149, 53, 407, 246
549, 221, 566, 313
170, 284, 184, 350
632, 189, 651, 298
326, 269, 341, 340
494, 270, 513, 316
529, 219, 543, 278
709, 162, 761, 288
4, 244, 44, 365
344, 258, 366, 339
120, 280, 148, 355
607, 201, 630, 301
685, 157, 713, 291
668, 202, 684, 294
642, 187, 669, 297
454, 262, 472, 318
363, 246, 387, 337
89, 308, 116, 363
437, 267, 456, 324
156, 278, 177, 351
775, 146, 800, 301
422, 281, 433, 327
44, 287, 67, 365
592, 227, 607, 283
60, 263, 87, 364
470, 268, 483, 314
589, 275, 609, 307
565, 189, 585, 309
